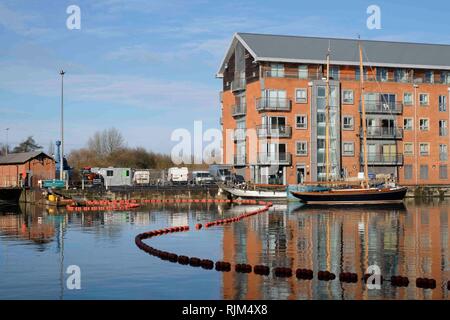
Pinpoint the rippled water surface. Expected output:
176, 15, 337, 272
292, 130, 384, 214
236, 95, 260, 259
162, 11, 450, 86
0, 199, 449, 300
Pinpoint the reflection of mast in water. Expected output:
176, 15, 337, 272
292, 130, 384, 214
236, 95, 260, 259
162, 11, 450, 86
55, 212, 66, 300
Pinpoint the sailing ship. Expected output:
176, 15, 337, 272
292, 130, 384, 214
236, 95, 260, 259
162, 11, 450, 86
220, 184, 287, 200
290, 40, 408, 205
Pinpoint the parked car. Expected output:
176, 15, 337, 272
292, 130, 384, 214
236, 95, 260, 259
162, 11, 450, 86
168, 167, 189, 184
192, 171, 214, 185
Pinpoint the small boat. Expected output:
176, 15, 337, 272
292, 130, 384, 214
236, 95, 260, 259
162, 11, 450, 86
290, 186, 408, 205
220, 185, 287, 200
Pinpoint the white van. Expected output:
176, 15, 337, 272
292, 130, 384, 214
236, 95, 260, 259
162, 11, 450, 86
168, 167, 189, 184
192, 171, 214, 185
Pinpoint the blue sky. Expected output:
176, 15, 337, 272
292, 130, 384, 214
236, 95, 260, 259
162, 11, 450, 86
1, 0, 450, 154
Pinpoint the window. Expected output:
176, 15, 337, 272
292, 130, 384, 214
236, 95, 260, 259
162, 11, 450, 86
439, 165, 448, 179
420, 165, 429, 180
298, 65, 308, 79
125, 170, 129, 177
342, 142, 354, 156
404, 143, 414, 156
296, 141, 308, 156
403, 92, 413, 105
440, 144, 448, 161
395, 69, 408, 82
343, 116, 354, 130
377, 68, 388, 81
441, 71, 450, 84
342, 90, 354, 104
329, 66, 339, 80
403, 118, 413, 130
270, 63, 284, 77
439, 120, 448, 136
439, 95, 447, 112
355, 67, 368, 80
424, 70, 434, 83
419, 93, 429, 106
295, 115, 307, 129
107, 170, 114, 176
404, 165, 413, 180
419, 118, 429, 131
420, 143, 430, 156
295, 88, 307, 103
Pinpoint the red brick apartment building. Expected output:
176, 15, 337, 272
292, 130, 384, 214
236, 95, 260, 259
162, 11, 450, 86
217, 33, 450, 185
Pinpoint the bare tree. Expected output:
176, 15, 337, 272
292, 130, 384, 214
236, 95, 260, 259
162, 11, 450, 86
87, 127, 125, 156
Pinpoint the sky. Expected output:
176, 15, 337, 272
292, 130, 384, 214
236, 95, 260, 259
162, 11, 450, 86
1, 0, 450, 155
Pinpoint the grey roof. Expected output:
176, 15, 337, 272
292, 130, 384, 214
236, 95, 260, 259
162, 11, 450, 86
0, 151, 52, 165
217, 32, 450, 75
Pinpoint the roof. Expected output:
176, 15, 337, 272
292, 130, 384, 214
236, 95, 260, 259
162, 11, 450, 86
0, 151, 53, 165
217, 32, 450, 76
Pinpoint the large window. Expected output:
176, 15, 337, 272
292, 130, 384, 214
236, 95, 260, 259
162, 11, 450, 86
296, 141, 308, 156
403, 118, 413, 131
377, 68, 388, 82
440, 165, 448, 179
419, 118, 429, 131
403, 92, 413, 105
424, 70, 434, 83
343, 116, 354, 130
440, 144, 448, 161
419, 93, 429, 106
395, 69, 408, 82
342, 142, 354, 156
439, 120, 448, 136
439, 95, 447, 112
295, 115, 307, 129
404, 165, 413, 180
295, 88, 307, 103
270, 63, 284, 77
298, 65, 308, 79
404, 143, 414, 156
342, 90, 354, 104
329, 66, 339, 80
420, 143, 430, 156
420, 165, 429, 180
441, 71, 450, 84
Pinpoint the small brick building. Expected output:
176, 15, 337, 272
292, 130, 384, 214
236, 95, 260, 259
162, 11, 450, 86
0, 151, 55, 188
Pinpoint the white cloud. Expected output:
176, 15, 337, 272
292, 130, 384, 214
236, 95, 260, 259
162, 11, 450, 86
0, 3, 49, 36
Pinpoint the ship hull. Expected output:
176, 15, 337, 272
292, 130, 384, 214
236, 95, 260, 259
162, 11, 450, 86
290, 187, 407, 205
220, 186, 286, 200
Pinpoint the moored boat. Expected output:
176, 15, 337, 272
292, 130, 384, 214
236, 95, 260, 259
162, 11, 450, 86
290, 186, 408, 205
220, 185, 287, 200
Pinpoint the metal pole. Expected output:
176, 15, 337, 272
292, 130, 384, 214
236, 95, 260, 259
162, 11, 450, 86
5, 128, 9, 156
60, 70, 65, 181
414, 84, 418, 185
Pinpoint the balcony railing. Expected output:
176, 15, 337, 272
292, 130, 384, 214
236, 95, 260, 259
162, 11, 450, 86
234, 155, 246, 166
232, 103, 246, 117
361, 127, 403, 139
257, 125, 292, 138
361, 153, 403, 166
261, 67, 450, 85
257, 152, 292, 165
231, 78, 246, 92
233, 129, 246, 141
362, 101, 403, 114
256, 98, 292, 112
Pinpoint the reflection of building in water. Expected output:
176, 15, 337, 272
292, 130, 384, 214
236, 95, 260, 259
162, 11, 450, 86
0, 204, 55, 245
221, 200, 449, 300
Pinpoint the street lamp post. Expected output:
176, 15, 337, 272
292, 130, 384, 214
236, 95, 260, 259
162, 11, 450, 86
60, 70, 65, 181
5, 128, 9, 156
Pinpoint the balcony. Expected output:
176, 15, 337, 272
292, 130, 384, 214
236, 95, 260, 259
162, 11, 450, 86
232, 103, 246, 117
361, 127, 403, 139
362, 101, 403, 114
257, 152, 292, 165
233, 129, 246, 141
256, 98, 292, 112
257, 124, 292, 138
361, 153, 403, 166
234, 155, 246, 166
231, 78, 246, 92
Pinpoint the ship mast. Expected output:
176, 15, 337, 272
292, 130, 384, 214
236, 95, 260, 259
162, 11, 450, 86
359, 40, 369, 188
325, 43, 331, 181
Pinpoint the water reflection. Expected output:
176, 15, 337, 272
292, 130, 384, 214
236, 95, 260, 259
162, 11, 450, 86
0, 200, 448, 300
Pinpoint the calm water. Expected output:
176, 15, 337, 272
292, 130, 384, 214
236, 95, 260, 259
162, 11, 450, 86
0, 199, 449, 300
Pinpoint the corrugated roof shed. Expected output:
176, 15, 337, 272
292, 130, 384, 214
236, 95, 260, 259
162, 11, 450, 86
0, 151, 52, 165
